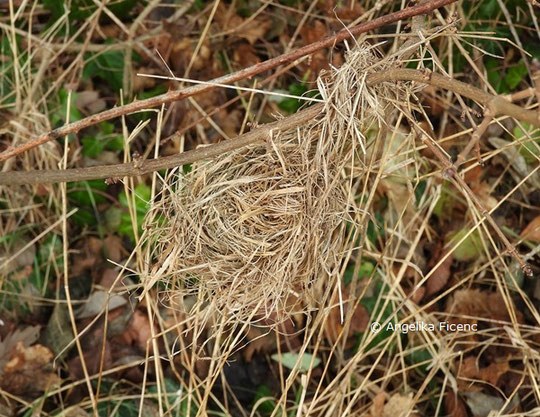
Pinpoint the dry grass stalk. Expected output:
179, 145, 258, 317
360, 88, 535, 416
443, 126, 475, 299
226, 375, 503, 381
142, 43, 408, 325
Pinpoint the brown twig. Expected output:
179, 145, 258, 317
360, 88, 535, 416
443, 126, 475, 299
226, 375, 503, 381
368, 69, 540, 127
2, 67, 540, 186
0, 0, 457, 163
455, 109, 493, 167
416, 130, 533, 277
0, 104, 322, 185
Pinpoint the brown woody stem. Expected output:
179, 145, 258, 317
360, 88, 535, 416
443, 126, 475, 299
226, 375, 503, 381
2, 67, 540, 186
0, 0, 457, 163
417, 130, 533, 277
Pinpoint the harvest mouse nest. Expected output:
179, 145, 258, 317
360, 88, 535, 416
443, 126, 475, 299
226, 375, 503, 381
143, 43, 405, 323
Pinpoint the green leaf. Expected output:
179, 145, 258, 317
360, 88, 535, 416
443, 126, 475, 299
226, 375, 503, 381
100, 121, 115, 135
271, 352, 321, 372
344, 260, 375, 285
71, 208, 98, 226
366, 211, 385, 244
104, 206, 123, 231
67, 180, 107, 206
44, 0, 138, 30
356, 280, 399, 351
117, 184, 151, 241
51, 88, 83, 127
485, 58, 508, 94
406, 347, 433, 375
83, 44, 125, 91
132, 84, 169, 121
513, 123, 540, 164
147, 378, 198, 416
448, 228, 483, 262
505, 59, 527, 90
479, 0, 498, 19
414, 180, 427, 205
433, 181, 459, 218
253, 385, 277, 415
277, 83, 307, 114
81, 136, 105, 158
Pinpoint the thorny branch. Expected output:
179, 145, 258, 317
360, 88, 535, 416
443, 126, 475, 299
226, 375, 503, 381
1, 68, 539, 186
0, 0, 457, 163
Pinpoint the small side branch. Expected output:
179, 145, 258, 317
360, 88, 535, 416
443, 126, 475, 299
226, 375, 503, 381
416, 130, 533, 277
455, 109, 493, 167
368, 69, 540, 128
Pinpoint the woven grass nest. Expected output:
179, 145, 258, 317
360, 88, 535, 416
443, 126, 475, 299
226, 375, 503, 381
144, 43, 404, 323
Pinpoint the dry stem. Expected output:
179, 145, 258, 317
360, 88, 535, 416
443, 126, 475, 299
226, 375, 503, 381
0, 0, 456, 163
2, 68, 539, 186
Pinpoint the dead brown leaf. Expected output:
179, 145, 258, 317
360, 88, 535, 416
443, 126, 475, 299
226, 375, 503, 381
123, 310, 153, 352
244, 310, 302, 362
470, 181, 497, 212
425, 252, 453, 297
0, 326, 40, 371
446, 289, 523, 323
215, 5, 270, 45
71, 236, 102, 276
369, 391, 386, 417
233, 43, 260, 68
140, 33, 171, 63
0, 342, 60, 396
300, 21, 329, 78
99, 268, 123, 291
75, 90, 106, 114
423, 85, 445, 116
445, 391, 468, 417
103, 235, 126, 263
382, 393, 418, 417
237, 19, 272, 45
335, 3, 365, 21
244, 327, 275, 362
132, 67, 157, 93
459, 356, 510, 387
520, 215, 540, 242
324, 289, 369, 346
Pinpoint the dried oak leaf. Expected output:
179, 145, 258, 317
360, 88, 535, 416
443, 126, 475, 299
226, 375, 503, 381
0, 342, 59, 396
215, 5, 271, 45
233, 43, 260, 68
446, 289, 523, 323
122, 310, 153, 352
0, 326, 40, 370
103, 235, 127, 263
236, 19, 272, 45
382, 393, 419, 417
369, 391, 386, 417
300, 21, 329, 77
244, 310, 302, 362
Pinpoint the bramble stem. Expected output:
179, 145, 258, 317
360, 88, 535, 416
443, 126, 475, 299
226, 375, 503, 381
0, 0, 457, 163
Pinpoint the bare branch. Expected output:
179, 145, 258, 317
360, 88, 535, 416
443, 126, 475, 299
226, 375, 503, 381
3, 67, 540, 185
0, 0, 457, 163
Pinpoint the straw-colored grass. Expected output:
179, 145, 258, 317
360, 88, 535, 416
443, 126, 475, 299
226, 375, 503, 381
142, 44, 407, 327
